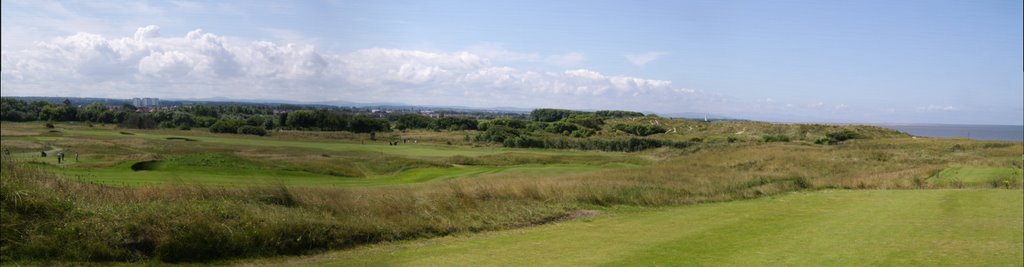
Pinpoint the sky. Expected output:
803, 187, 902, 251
2, 0, 1022, 125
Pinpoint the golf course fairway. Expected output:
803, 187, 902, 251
251, 189, 1023, 266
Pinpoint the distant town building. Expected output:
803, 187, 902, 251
132, 98, 160, 107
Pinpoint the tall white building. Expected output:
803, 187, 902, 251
132, 98, 160, 107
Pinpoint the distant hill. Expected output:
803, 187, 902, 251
8, 96, 131, 106
5, 96, 747, 120
660, 112, 743, 121
3, 96, 532, 114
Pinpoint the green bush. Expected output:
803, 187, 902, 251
209, 119, 243, 134
530, 108, 583, 122
476, 125, 521, 143
120, 114, 158, 129
545, 122, 580, 135
826, 130, 860, 142
594, 110, 644, 118
569, 128, 595, 138
564, 114, 604, 129
158, 121, 175, 129
430, 117, 477, 131
349, 115, 391, 133
762, 134, 790, 142
237, 125, 268, 136
391, 114, 433, 130
501, 136, 687, 152
478, 118, 531, 131
612, 124, 666, 136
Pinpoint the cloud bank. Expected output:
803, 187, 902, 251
1, 26, 714, 112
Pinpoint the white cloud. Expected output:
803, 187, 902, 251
544, 52, 585, 67
1, 26, 717, 111
625, 51, 669, 66
133, 25, 161, 40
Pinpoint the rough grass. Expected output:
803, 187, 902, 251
3, 123, 636, 187
0, 158, 574, 263
1, 121, 1021, 263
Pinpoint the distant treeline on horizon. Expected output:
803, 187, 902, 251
2, 96, 708, 152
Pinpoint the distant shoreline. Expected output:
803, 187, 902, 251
876, 124, 1024, 142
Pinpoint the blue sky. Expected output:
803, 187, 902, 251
2, 0, 1021, 124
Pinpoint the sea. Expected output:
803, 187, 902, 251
877, 124, 1024, 142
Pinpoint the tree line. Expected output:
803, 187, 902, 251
3, 98, 677, 151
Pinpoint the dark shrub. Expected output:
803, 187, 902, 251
564, 114, 604, 129
569, 128, 595, 138
826, 130, 860, 142
477, 125, 521, 143
478, 118, 531, 130
530, 108, 582, 122
762, 134, 790, 142
431, 117, 477, 131
793, 176, 812, 189
595, 110, 644, 118
612, 124, 666, 136
237, 125, 268, 136
209, 119, 243, 134
392, 114, 433, 130
545, 122, 580, 135
120, 114, 158, 129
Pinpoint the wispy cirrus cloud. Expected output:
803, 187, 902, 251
466, 43, 585, 67
544, 52, 586, 67
625, 51, 669, 66
917, 105, 957, 112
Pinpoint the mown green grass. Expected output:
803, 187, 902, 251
252, 189, 1024, 266
931, 166, 1024, 187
